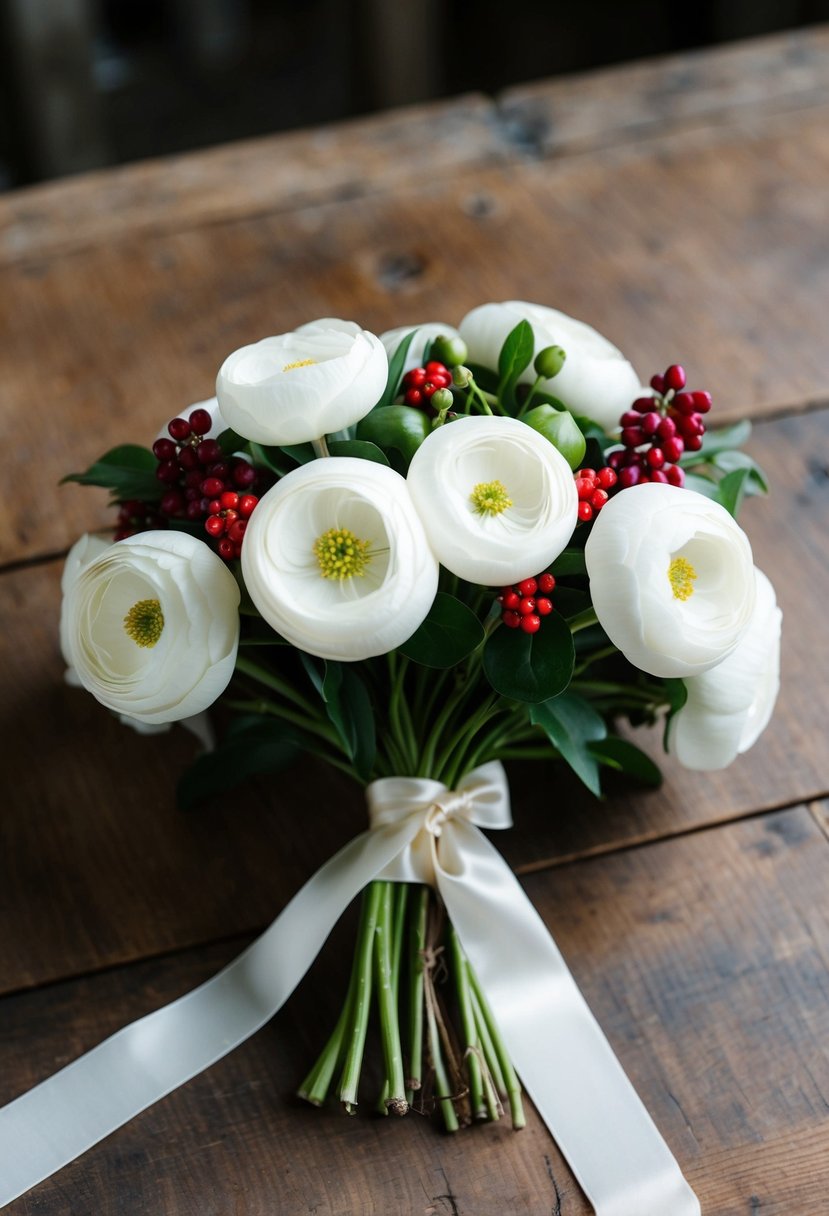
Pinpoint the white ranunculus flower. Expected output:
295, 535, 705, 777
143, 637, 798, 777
667, 568, 782, 770
406, 415, 578, 586
216, 318, 387, 445
459, 301, 641, 430
584, 483, 756, 678
380, 322, 463, 373
61, 531, 240, 724
242, 457, 438, 661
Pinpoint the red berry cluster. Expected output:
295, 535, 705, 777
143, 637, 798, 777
497, 574, 556, 635
145, 407, 266, 558
401, 361, 452, 408
574, 466, 617, 523
204, 490, 259, 561
608, 364, 711, 489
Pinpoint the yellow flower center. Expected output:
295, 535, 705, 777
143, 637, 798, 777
123, 598, 164, 647
282, 358, 316, 372
668, 557, 697, 601
470, 479, 513, 517
314, 527, 372, 580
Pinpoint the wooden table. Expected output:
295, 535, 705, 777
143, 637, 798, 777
2, 26, 829, 1215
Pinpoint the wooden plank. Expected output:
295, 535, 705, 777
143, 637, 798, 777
3, 806, 829, 1214
1, 28, 828, 265
498, 24, 829, 159
4, 100, 829, 565
1, 408, 826, 990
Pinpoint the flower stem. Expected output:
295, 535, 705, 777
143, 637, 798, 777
338, 883, 381, 1113
297, 956, 358, 1106
470, 979, 507, 1098
424, 969, 459, 1132
467, 963, 525, 1129
448, 926, 485, 1120
569, 607, 599, 634
406, 886, 429, 1105
312, 436, 331, 458
374, 883, 408, 1116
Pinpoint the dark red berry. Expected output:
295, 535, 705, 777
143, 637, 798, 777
217, 538, 236, 560
502, 590, 520, 611
153, 438, 177, 461
618, 466, 642, 489
646, 447, 665, 469
189, 408, 212, 435
227, 519, 247, 545
622, 427, 644, 448
502, 610, 521, 629
666, 465, 685, 487
663, 436, 685, 463
538, 573, 556, 593
656, 416, 677, 440
156, 459, 180, 483
633, 395, 657, 413
649, 469, 669, 483
202, 477, 224, 497
650, 374, 666, 394
197, 439, 221, 465
168, 417, 191, 441
664, 364, 686, 391
232, 462, 256, 488
160, 490, 185, 516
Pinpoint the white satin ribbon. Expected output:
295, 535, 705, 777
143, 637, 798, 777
0, 762, 698, 1215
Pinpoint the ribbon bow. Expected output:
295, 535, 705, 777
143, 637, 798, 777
0, 763, 699, 1215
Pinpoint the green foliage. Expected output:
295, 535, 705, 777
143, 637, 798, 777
522, 405, 586, 469
588, 736, 662, 787
497, 320, 535, 410
356, 406, 431, 471
301, 657, 376, 781
530, 692, 607, 796
61, 444, 159, 502
483, 611, 575, 703
176, 716, 300, 811
328, 439, 390, 465
374, 329, 418, 411
399, 593, 485, 668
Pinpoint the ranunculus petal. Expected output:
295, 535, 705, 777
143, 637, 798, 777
62, 531, 240, 723
584, 483, 756, 677
406, 415, 578, 585
241, 457, 438, 661
459, 301, 641, 430
667, 568, 782, 769
216, 319, 388, 445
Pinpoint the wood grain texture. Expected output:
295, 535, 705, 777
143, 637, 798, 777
4, 806, 829, 1215
1, 28, 828, 266
4, 99, 829, 563
1, 408, 826, 992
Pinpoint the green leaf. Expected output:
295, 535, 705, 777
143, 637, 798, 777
588, 737, 662, 787
497, 320, 535, 409
248, 442, 296, 476
522, 405, 586, 469
551, 548, 587, 577
176, 717, 300, 810
328, 439, 390, 465
375, 329, 418, 411
716, 467, 751, 517
216, 427, 248, 456
61, 444, 160, 501
530, 692, 606, 796
711, 448, 768, 493
280, 442, 316, 465
483, 611, 575, 703
549, 586, 591, 619
682, 472, 720, 499
399, 592, 485, 668
300, 657, 376, 779
661, 677, 688, 750
356, 406, 431, 471
465, 362, 500, 394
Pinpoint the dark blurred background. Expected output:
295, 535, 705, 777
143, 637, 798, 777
2, 0, 828, 190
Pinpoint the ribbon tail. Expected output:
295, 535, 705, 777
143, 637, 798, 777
0, 821, 416, 1209
437, 822, 700, 1216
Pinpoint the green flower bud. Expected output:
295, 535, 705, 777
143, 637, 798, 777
523, 404, 586, 470
452, 365, 473, 388
431, 387, 454, 412
432, 334, 468, 367
534, 345, 567, 379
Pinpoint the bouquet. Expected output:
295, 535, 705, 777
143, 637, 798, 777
1, 304, 781, 1213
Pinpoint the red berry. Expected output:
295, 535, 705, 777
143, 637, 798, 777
406, 368, 427, 388
202, 477, 224, 497
678, 415, 704, 437
597, 467, 617, 489
232, 462, 256, 488
656, 416, 677, 440
640, 412, 661, 437
520, 614, 541, 634
197, 439, 221, 465
205, 515, 225, 537
663, 436, 685, 462
538, 572, 556, 593
421, 382, 438, 399
168, 417, 191, 441
692, 390, 712, 413
575, 477, 594, 500
590, 487, 609, 509
160, 490, 185, 515
517, 578, 538, 597
217, 538, 236, 560
632, 395, 657, 413
622, 427, 644, 448
518, 597, 536, 616
178, 446, 199, 470
650, 374, 666, 394
578, 501, 594, 522
536, 597, 553, 615
666, 465, 685, 487
186, 500, 204, 520
607, 450, 624, 469
664, 364, 686, 391
156, 459, 180, 483
220, 491, 239, 510
425, 361, 447, 376
673, 392, 696, 416
646, 447, 665, 469
684, 434, 703, 452
579, 468, 597, 481
404, 388, 423, 407
238, 494, 258, 518
227, 519, 247, 545
618, 466, 642, 489
649, 469, 669, 483
189, 408, 213, 435
153, 437, 177, 461
502, 610, 521, 629
502, 590, 520, 610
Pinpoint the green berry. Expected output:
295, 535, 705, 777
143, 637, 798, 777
534, 345, 567, 379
